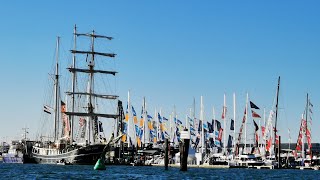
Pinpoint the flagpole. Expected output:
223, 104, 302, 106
143, 97, 146, 146
154, 108, 157, 143
127, 91, 131, 147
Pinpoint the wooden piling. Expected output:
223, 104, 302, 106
278, 136, 281, 169
165, 139, 169, 170
180, 129, 190, 171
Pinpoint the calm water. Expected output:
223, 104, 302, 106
0, 163, 319, 179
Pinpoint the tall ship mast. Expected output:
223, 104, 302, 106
32, 26, 120, 165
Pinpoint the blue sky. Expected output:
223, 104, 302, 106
0, 1, 320, 144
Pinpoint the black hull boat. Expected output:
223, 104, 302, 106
32, 144, 106, 165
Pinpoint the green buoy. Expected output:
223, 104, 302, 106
94, 158, 106, 170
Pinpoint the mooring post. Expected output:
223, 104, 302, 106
180, 129, 190, 171
278, 136, 281, 169
165, 138, 169, 170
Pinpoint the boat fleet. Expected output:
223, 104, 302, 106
0, 26, 319, 170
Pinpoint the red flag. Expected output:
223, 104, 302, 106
275, 135, 279, 145
222, 106, 227, 119
266, 137, 272, 151
251, 110, 261, 118
218, 128, 223, 141
261, 126, 265, 137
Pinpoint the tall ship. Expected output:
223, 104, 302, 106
32, 25, 121, 165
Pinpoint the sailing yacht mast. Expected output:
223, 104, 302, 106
65, 29, 118, 144
53, 37, 60, 141
213, 107, 216, 149
223, 94, 226, 154
274, 76, 280, 160
127, 91, 131, 147
143, 97, 147, 145
200, 96, 204, 154
244, 93, 248, 154
305, 93, 309, 154
70, 25, 77, 142
233, 93, 236, 156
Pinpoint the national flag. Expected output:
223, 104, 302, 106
188, 116, 194, 124
266, 137, 272, 151
218, 128, 223, 141
125, 104, 129, 122
261, 126, 265, 137
61, 101, 66, 112
215, 120, 221, 131
253, 120, 259, 131
250, 101, 260, 109
227, 135, 233, 148
203, 122, 208, 130
43, 105, 52, 114
222, 106, 227, 119
158, 113, 162, 123
198, 120, 202, 132
251, 110, 261, 118
207, 122, 213, 133
132, 106, 138, 124
230, 119, 234, 130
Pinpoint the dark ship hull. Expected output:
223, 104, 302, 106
32, 144, 106, 165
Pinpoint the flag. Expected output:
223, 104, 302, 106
43, 105, 52, 114
158, 113, 162, 123
218, 128, 223, 141
222, 106, 227, 119
227, 135, 233, 148
163, 117, 169, 121
207, 122, 213, 133
203, 122, 208, 130
215, 120, 221, 131
132, 106, 138, 124
230, 119, 234, 130
125, 104, 129, 122
253, 120, 259, 131
177, 119, 183, 125
250, 101, 260, 109
261, 126, 265, 137
251, 110, 261, 118
61, 101, 66, 112
188, 116, 194, 124
266, 137, 272, 151
198, 120, 202, 132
